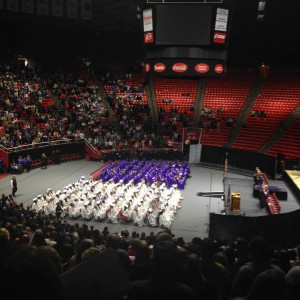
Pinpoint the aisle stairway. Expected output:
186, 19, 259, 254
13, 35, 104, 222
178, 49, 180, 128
226, 75, 264, 147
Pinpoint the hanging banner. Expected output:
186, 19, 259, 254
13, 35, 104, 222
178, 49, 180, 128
143, 8, 153, 32
81, 0, 92, 20
7, 0, 19, 11
37, 0, 49, 16
22, 0, 34, 14
0, 0, 4, 10
52, 0, 63, 17
67, 0, 78, 18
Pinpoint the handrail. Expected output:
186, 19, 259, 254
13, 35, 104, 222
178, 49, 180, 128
0, 138, 84, 153
1, 137, 183, 156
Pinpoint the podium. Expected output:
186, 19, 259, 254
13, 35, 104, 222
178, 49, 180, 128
231, 192, 241, 213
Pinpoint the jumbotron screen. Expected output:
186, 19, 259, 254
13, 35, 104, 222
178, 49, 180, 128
155, 5, 213, 46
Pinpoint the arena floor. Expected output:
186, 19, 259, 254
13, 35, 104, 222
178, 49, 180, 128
0, 159, 299, 242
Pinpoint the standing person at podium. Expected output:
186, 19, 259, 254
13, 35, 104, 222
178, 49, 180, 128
253, 167, 263, 185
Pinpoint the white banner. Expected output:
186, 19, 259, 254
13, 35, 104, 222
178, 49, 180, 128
143, 8, 153, 32
52, 0, 63, 17
37, 0, 49, 16
216, 13, 228, 22
217, 8, 229, 15
7, 0, 19, 11
22, 0, 34, 14
215, 20, 227, 32
81, 0, 92, 20
67, 0, 78, 18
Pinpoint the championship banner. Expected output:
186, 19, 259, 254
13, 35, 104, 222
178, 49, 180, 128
143, 8, 153, 32
52, 0, 63, 17
22, 0, 34, 14
67, 0, 78, 19
37, 0, 49, 16
7, 0, 19, 11
81, 0, 92, 20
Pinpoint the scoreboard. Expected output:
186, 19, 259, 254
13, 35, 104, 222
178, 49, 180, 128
142, 3, 231, 77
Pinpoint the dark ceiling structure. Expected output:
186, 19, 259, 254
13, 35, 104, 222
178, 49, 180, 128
0, 0, 299, 70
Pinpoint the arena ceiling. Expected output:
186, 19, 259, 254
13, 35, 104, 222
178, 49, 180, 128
0, 0, 299, 69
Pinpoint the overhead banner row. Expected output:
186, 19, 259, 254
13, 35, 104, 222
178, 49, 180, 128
144, 59, 225, 77
0, 0, 92, 20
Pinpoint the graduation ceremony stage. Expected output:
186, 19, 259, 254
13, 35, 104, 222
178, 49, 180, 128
0, 159, 299, 242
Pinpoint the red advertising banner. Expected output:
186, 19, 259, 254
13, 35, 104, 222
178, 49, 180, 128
172, 63, 188, 73
153, 63, 166, 73
144, 32, 154, 44
195, 63, 210, 73
214, 64, 224, 74
213, 32, 226, 44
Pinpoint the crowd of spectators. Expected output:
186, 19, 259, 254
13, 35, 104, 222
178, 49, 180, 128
199, 107, 236, 130
0, 68, 185, 155
104, 74, 183, 150
1, 190, 300, 300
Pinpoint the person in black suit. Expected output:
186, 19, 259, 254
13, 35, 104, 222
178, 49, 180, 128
11, 176, 17, 197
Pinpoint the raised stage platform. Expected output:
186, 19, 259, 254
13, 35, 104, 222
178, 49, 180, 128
284, 170, 300, 201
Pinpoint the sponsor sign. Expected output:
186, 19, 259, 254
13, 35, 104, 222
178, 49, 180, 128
172, 63, 188, 73
195, 63, 210, 73
145, 63, 150, 73
217, 8, 229, 15
215, 20, 227, 32
213, 32, 226, 44
154, 63, 166, 73
143, 9, 153, 32
216, 14, 228, 22
214, 64, 224, 74
144, 32, 154, 43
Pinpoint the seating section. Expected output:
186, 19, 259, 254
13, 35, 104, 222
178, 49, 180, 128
201, 73, 255, 147
267, 116, 300, 158
103, 73, 148, 105
233, 75, 300, 152
266, 193, 281, 214
154, 77, 197, 120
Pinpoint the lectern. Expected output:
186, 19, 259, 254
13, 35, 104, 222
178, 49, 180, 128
231, 192, 241, 213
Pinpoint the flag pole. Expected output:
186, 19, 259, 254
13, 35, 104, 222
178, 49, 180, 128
226, 180, 231, 214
